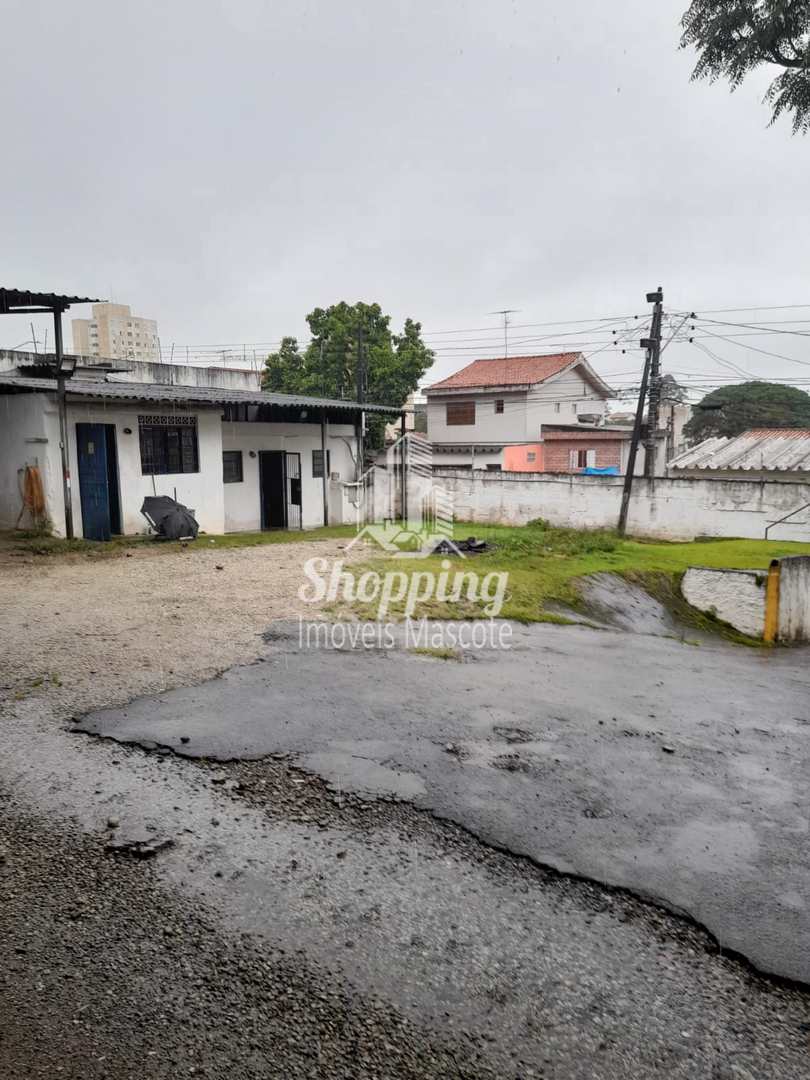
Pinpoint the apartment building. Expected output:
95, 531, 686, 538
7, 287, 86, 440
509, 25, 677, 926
72, 303, 160, 362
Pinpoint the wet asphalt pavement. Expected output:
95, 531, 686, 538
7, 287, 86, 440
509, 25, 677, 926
76, 620, 810, 984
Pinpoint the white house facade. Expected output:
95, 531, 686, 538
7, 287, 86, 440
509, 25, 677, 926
424, 352, 615, 469
0, 362, 395, 539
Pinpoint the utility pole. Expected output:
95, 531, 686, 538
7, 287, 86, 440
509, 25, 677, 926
355, 321, 365, 405
644, 291, 665, 479
617, 287, 663, 536
354, 321, 365, 483
53, 305, 74, 539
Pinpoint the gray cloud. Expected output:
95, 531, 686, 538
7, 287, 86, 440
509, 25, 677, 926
2, 0, 809, 394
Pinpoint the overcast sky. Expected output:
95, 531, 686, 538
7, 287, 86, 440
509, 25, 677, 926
2, 0, 809, 397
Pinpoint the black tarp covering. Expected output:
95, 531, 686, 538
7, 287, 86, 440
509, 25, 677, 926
140, 496, 199, 540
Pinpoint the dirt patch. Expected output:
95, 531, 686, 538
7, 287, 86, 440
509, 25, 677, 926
0, 539, 358, 718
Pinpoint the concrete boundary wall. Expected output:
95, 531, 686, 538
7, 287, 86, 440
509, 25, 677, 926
681, 557, 810, 642
779, 556, 810, 642
434, 469, 810, 543
681, 568, 766, 638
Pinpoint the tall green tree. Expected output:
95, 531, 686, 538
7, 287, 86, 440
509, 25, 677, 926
684, 381, 810, 442
262, 300, 434, 411
680, 1, 810, 133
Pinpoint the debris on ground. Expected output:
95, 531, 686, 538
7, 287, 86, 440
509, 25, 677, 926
104, 837, 174, 859
432, 536, 490, 556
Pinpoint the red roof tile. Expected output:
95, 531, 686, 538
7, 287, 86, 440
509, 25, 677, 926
427, 352, 580, 391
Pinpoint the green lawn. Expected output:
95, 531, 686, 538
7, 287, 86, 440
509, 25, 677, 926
343, 520, 810, 628
1, 524, 356, 558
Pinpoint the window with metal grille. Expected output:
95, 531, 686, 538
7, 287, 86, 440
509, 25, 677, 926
223, 450, 243, 483
312, 449, 331, 478
138, 415, 199, 475
446, 400, 475, 426
494, 399, 504, 414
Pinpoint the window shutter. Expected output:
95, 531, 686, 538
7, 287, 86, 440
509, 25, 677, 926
586, 449, 596, 467
569, 449, 578, 470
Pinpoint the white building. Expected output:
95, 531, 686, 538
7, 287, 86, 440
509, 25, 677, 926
423, 352, 615, 470
72, 303, 160, 363
0, 358, 395, 539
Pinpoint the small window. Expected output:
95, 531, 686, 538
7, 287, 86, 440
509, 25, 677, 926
494, 399, 504, 414
577, 449, 588, 468
139, 415, 199, 475
223, 450, 243, 484
526, 451, 536, 463
554, 402, 561, 413
312, 449, 331, 478
571, 403, 578, 413
446, 401, 476, 426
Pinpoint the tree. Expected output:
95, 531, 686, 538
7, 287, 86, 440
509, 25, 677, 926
680, 1, 810, 133
261, 302, 434, 446
261, 336, 306, 394
683, 381, 810, 442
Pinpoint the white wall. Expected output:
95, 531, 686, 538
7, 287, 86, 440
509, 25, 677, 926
779, 556, 810, 643
526, 368, 608, 433
681, 567, 766, 637
0, 393, 62, 531
221, 421, 357, 531
426, 366, 609, 445
65, 401, 226, 536
434, 469, 810, 542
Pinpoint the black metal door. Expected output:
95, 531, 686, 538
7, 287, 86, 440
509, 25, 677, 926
259, 451, 287, 529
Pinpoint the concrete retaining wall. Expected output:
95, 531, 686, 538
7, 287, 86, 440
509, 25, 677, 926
779, 556, 810, 643
681, 557, 810, 642
434, 469, 810, 542
681, 568, 766, 638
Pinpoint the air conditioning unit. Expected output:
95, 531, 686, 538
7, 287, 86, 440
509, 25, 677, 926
577, 413, 601, 425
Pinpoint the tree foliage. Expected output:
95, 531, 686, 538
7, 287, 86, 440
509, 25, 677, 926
684, 380, 810, 441
261, 301, 433, 409
680, 0, 810, 133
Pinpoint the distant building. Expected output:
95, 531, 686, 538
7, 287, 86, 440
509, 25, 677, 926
384, 390, 427, 443
72, 303, 159, 362
424, 351, 615, 470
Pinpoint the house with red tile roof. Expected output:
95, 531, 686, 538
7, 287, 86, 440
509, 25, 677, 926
423, 352, 618, 470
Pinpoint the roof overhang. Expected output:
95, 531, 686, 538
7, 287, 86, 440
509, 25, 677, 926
0, 288, 101, 314
0, 373, 400, 415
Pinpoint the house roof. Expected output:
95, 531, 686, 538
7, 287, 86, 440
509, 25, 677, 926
0, 373, 398, 414
669, 429, 810, 473
425, 352, 614, 396
0, 288, 101, 313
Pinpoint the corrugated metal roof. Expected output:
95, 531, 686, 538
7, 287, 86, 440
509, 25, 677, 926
670, 429, 810, 473
0, 288, 101, 312
0, 373, 397, 414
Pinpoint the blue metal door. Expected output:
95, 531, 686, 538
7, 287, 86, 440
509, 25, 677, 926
76, 423, 112, 540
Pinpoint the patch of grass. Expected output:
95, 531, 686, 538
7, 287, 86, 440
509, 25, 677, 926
347, 520, 810, 633
408, 646, 461, 661
1, 524, 356, 559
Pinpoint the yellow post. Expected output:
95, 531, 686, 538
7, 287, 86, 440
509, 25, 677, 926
764, 559, 781, 644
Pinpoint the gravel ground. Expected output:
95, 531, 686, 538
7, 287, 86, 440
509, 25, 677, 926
2, 542, 810, 1078
0, 795, 497, 1080
0, 540, 356, 716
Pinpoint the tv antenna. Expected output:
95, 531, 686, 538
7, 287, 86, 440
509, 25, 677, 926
489, 308, 520, 359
